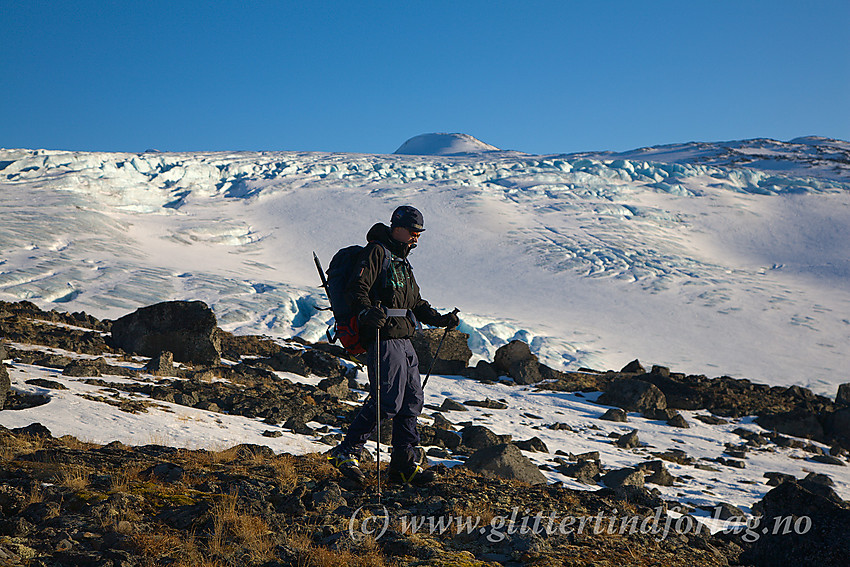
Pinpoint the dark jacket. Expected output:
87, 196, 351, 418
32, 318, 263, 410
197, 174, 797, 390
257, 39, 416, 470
345, 223, 440, 344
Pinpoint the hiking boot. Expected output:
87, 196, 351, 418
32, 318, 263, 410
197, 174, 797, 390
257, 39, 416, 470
387, 463, 436, 486
327, 445, 365, 485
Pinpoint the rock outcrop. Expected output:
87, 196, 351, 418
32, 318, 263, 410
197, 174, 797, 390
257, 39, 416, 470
108, 301, 221, 364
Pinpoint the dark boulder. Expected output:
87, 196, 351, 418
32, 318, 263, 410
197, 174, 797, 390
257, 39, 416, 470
837, 383, 850, 406
824, 407, 850, 449
459, 425, 510, 452
742, 481, 850, 566
667, 413, 690, 428
641, 460, 676, 486
616, 430, 641, 449
493, 340, 535, 373
464, 443, 548, 485
620, 359, 645, 374
509, 358, 545, 385
597, 378, 667, 413
411, 329, 471, 376
109, 301, 221, 364
599, 408, 628, 422
602, 467, 644, 490
317, 375, 355, 400
557, 459, 601, 484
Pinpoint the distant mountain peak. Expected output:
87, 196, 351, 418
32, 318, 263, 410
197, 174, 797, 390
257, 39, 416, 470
394, 133, 501, 156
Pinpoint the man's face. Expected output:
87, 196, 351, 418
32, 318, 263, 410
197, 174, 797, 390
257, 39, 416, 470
391, 226, 422, 246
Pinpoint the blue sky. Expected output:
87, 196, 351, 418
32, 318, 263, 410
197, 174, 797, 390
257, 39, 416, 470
1, 1, 848, 155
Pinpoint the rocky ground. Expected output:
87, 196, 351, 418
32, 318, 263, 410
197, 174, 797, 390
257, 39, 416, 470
1, 299, 849, 566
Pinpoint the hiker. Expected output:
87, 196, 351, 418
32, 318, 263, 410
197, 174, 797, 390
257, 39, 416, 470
328, 206, 459, 486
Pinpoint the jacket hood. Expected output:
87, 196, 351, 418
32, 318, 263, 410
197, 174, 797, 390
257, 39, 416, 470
366, 222, 414, 258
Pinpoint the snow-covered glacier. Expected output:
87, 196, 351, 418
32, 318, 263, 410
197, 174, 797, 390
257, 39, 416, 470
1, 135, 849, 395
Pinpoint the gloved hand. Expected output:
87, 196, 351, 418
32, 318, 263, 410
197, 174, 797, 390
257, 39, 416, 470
358, 306, 387, 328
435, 311, 459, 329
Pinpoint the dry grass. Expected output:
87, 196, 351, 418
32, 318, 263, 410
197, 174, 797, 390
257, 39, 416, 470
271, 453, 298, 491
0, 431, 47, 461
209, 490, 274, 563
26, 482, 45, 505
110, 464, 144, 493
449, 499, 497, 530
132, 529, 218, 567
284, 531, 386, 567
57, 464, 91, 491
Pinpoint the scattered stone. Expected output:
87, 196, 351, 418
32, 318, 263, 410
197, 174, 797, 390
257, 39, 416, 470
810, 454, 845, 466
464, 398, 508, 409
108, 300, 221, 364
144, 351, 175, 376
62, 359, 103, 377
620, 359, 646, 374
24, 379, 67, 390
642, 408, 679, 420
440, 398, 468, 412
459, 425, 511, 451
599, 408, 628, 422
262, 430, 283, 438
317, 375, 354, 400
803, 472, 835, 487
616, 430, 640, 449
716, 457, 746, 469
463, 443, 547, 485
466, 360, 498, 381
764, 472, 796, 486
650, 365, 670, 378
311, 481, 346, 513
667, 413, 690, 428
144, 462, 185, 483
557, 460, 601, 484
515, 437, 549, 453
699, 502, 745, 520
547, 422, 573, 431
573, 451, 600, 462
653, 449, 694, 465
431, 413, 456, 430
693, 414, 728, 425
602, 467, 644, 490
643, 461, 676, 486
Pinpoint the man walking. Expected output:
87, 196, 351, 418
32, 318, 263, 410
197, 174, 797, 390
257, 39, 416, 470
328, 206, 459, 486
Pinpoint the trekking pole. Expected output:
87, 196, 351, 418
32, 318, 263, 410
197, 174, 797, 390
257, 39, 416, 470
375, 303, 381, 500
422, 308, 459, 389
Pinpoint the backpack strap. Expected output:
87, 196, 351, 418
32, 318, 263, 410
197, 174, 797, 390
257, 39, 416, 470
368, 242, 419, 328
